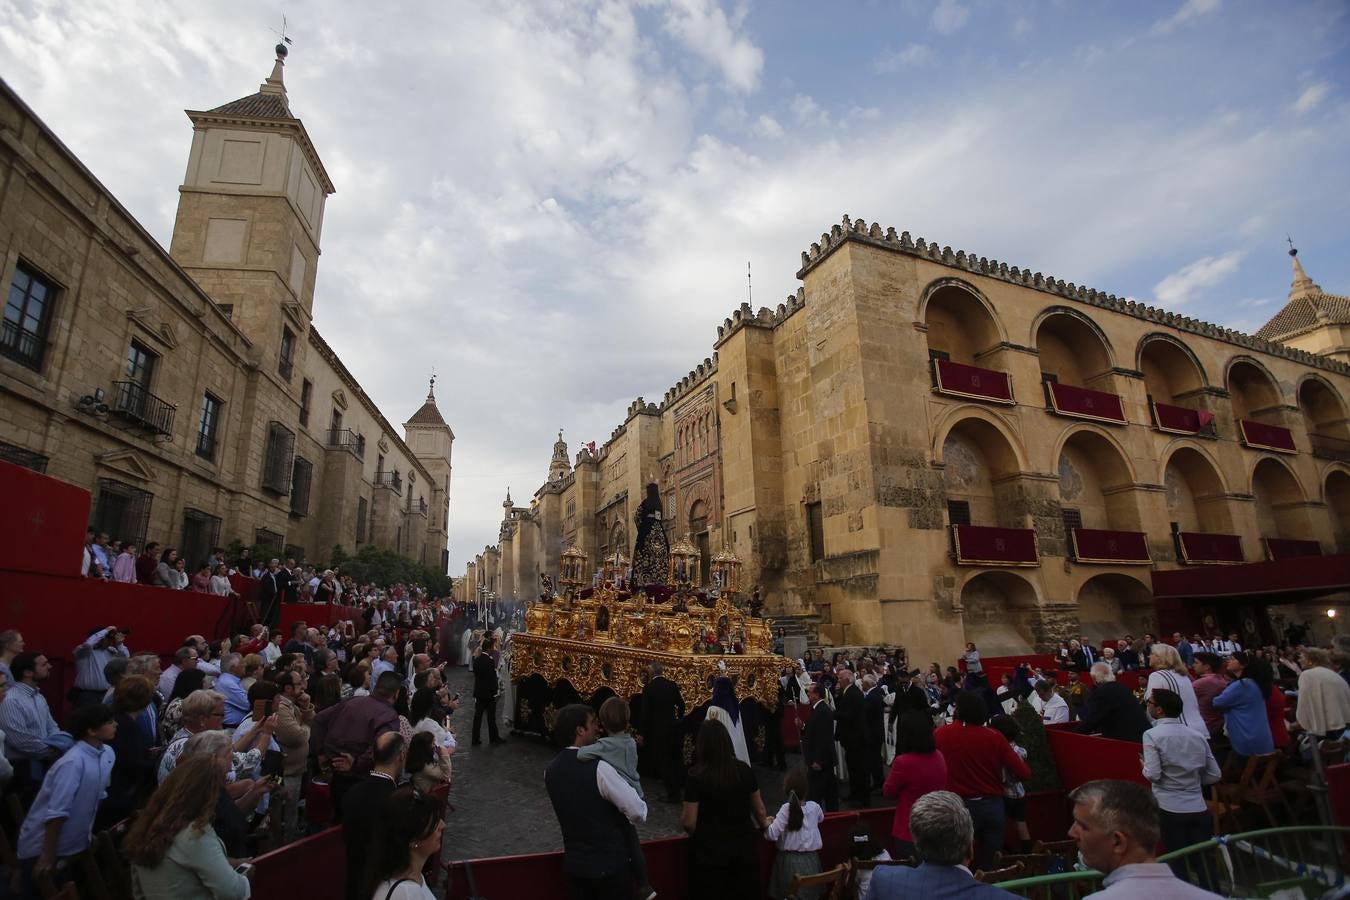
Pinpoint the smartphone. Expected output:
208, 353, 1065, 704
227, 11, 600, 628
235, 863, 254, 876
252, 698, 273, 722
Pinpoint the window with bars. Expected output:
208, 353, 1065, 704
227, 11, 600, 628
3, 262, 56, 370
356, 496, 369, 545
946, 500, 972, 527
261, 421, 296, 494
0, 440, 48, 473
254, 528, 285, 558
92, 478, 153, 548
284, 544, 305, 564
1061, 507, 1083, 535
196, 393, 222, 460
278, 327, 295, 381
299, 379, 312, 427
805, 501, 824, 563
180, 508, 222, 570
290, 457, 313, 517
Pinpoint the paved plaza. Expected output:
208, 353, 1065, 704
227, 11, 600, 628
437, 664, 896, 862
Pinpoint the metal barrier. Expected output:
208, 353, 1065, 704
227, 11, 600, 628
998, 827, 1350, 899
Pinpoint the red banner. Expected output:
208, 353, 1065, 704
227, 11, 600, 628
1048, 381, 1126, 424
1152, 401, 1214, 435
934, 359, 1014, 404
1239, 419, 1296, 453
0, 460, 90, 578
1071, 528, 1151, 564
1178, 531, 1245, 564
952, 524, 1040, 566
1263, 537, 1323, 560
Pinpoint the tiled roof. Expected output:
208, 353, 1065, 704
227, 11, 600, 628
1256, 291, 1350, 340
407, 398, 448, 427
204, 92, 292, 120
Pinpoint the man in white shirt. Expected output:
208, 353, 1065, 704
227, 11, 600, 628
1033, 680, 1070, 725
262, 630, 283, 666
1142, 689, 1221, 870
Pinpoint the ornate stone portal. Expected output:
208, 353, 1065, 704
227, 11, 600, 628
510, 546, 787, 736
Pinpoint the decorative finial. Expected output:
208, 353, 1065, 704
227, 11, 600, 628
427, 369, 436, 400
747, 260, 753, 305
272, 15, 293, 60
1287, 235, 1297, 257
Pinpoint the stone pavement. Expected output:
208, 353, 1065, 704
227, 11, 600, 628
437, 664, 896, 863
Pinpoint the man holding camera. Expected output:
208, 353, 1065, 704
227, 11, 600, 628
71, 626, 130, 708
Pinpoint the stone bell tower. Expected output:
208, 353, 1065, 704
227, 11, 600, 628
548, 429, 572, 481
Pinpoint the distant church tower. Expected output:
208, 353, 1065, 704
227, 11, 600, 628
549, 430, 572, 481
405, 377, 455, 572
168, 42, 335, 385
1256, 247, 1350, 364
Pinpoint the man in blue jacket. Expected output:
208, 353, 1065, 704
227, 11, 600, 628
865, 790, 1016, 899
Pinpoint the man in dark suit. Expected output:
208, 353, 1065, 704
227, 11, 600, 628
862, 674, 887, 792
256, 559, 282, 628
833, 670, 869, 805
639, 662, 686, 800
801, 682, 838, 812
1075, 662, 1150, 743
340, 732, 406, 900
866, 790, 1017, 899
472, 636, 504, 745
281, 557, 301, 605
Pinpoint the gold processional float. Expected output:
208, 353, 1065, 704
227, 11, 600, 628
510, 537, 790, 739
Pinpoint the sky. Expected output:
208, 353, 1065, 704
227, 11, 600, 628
2, 0, 1348, 575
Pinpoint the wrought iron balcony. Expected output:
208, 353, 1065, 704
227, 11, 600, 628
1311, 433, 1350, 463
110, 381, 176, 436
327, 427, 365, 459
406, 496, 428, 517
376, 470, 403, 493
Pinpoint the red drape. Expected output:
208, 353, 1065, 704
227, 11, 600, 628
1048, 382, 1126, 424
952, 525, 1040, 566
934, 359, 1014, 404
1071, 528, 1151, 564
1238, 419, 1296, 453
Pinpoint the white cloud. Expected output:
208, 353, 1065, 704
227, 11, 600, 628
931, 0, 970, 35
790, 94, 829, 126
1152, 0, 1222, 35
1153, 251, 1247, 306
872, 43, 934, 73
660, 0, 764, 92
1292, 81, 1331, 114
752, 114, 783, 138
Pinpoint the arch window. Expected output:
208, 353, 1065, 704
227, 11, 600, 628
1326, 470, 1350, 553
922, 282, 1013, 404
1299, 378, 1350, 462
1077, 574, 1156, 644
1036, 312, 1125, 424
1058, 430, 1149, 563
1163, 447, 1241, 563
1251, 457, 1318, 557
960, 571, 1039, 654
943, 417, 1039, 565
1139, 336, 1214, 436
1228, 360, 1296, 452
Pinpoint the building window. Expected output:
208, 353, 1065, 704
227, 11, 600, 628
180, 508, 222, 570
805, 501, 824, 563
1061, 507, 1083, 535
92, 478, 153, 548
946, 500, 972, 527
284, 544, 305, 564
376, 454, 385, 476
196, 393, 222, 460
255, 528, 285, 558
299, 379, 312, 427
126, 340, 156, 389
261, 421, 296, 494
216, 303, 233, 320
356, 496, 369, 545
3, 263, 57, 369
290, 456, 313, 517
0, 440, 48, 473
278, 327, 295, 381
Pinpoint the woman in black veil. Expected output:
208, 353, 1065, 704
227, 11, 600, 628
631, 482, 670, 587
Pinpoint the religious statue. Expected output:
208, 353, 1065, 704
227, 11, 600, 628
632, 482, 670, 586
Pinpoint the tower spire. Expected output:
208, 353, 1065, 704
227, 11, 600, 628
260, 38, 289, 107
1287, 240, 1320, 301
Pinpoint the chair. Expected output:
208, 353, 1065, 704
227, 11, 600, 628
1280, 739, 1346, 817
1214, 751, 1291, 827
788, 861, 850, 900
976, 861, 1025, 884
1206, 798, 1240, 836
993, 851, 1051, 876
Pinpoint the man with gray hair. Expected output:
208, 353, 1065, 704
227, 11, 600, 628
1070, 780, 1222, 898
215, 652, 249, 728
1075, 662, 1149, 743
864, 791, 1017, 898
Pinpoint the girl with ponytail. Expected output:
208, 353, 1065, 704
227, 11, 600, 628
765, 765, 825, 898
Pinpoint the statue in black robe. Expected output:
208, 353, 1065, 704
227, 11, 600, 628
631, 482, 670, 587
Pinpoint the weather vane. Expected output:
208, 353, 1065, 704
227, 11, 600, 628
271, 15, 294, 55
1287, 234, 1297, 257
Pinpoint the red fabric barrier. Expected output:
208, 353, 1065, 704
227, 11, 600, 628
952, 524, 1040, 566
1046, 728, 1146, 791
253, 826, 345, 897
1152, 401, 1212, 435
1263, 538, 1323, 560
0, 460, 89, 578
1329, 763, 1350, 829
1071, 528, 1151, 564
1152, 553, 1350, 600
1238, 419, 1296, 453
934, 359, 1014, 404
1048, 382, 1126, 424
1177, 531, 1245, 564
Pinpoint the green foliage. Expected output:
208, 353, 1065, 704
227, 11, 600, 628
329, 544, 349, 570
1012, 698, 1061, 792
336, 544, 452, 596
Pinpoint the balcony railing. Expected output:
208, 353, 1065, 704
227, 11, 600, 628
1150, 399, 1217, 437
376, 470, 403, 493
931, 359, 1014, 405
1263, 537, 1322, 560
1045, 381, 1126, 424
1176, 530, 1244, 565
405, 496, 428, 516
951, 524, 1040, 567
1310, 433, 1350, 462
1070, 528, 1151, 564
327, 427, 365, 459
1238, 419, 1296, 453
110, 381, 176, 436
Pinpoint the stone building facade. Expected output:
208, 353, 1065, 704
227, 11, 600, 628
465, 215, 1350, 663
0, 52, 452, 571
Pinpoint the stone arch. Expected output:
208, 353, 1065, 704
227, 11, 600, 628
609, 521, 627, 556
931, 406, 1029, 473
919, 278, 1006, 364
1251, 456, 1311, 540
1033, 307, 1116, 387
1077, 573, 1156, 644
1226, 356, 1284, 419
1298, 374, 1350, 444
1054, 425, 1143, 530
1325, 468, 1350, 550
938, 412, 1027, 529
1161, 443, 1234, 533
959, 570, 1042, 656
1137, 333, 1208, 403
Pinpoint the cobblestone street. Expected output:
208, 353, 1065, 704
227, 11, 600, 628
437, 664, 896, 863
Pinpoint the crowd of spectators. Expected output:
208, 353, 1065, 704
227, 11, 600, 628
0, 553, 506, 899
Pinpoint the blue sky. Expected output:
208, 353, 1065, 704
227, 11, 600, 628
2, 0, 1347, 573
